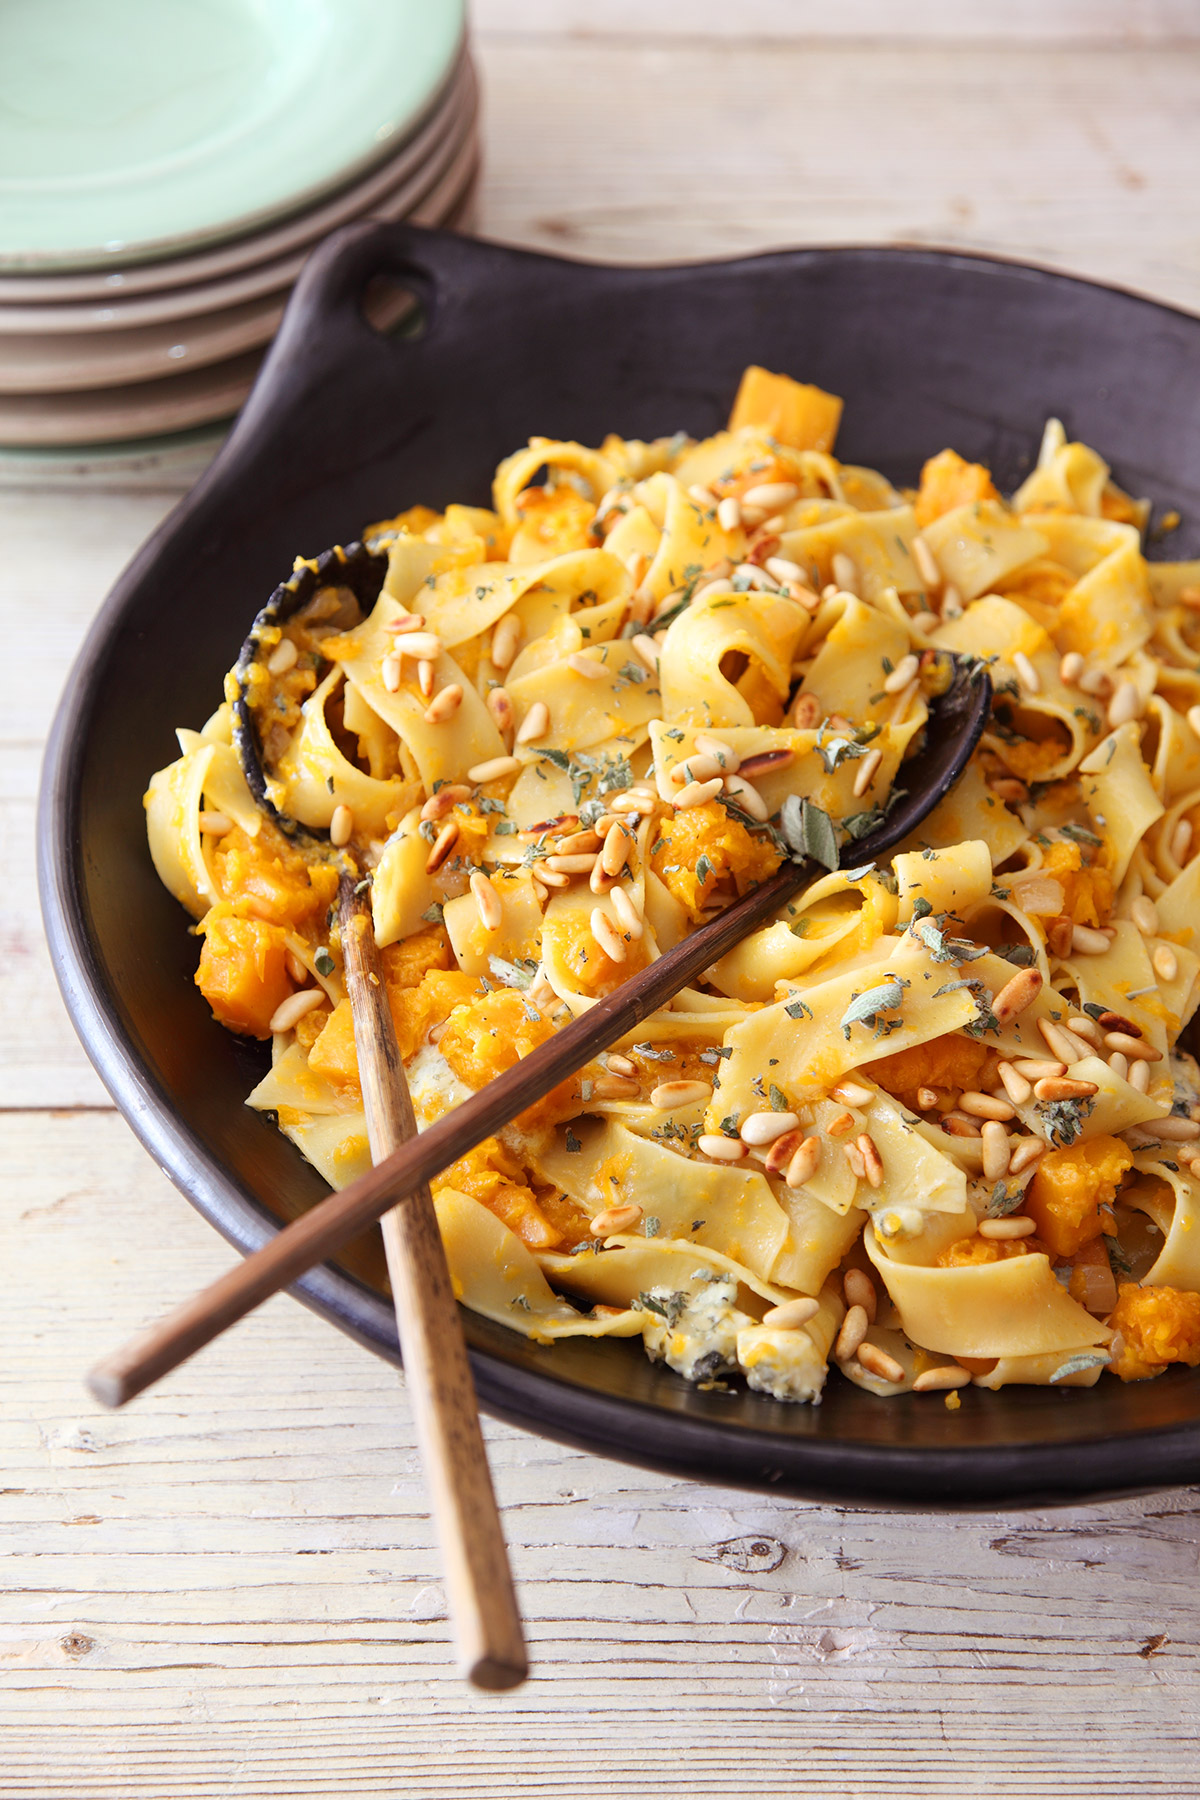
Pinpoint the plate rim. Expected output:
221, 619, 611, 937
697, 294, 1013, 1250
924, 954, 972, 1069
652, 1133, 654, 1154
37, 228, 1200, 1506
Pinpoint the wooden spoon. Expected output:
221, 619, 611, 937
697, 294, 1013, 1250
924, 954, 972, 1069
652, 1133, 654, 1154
87, 662, 989, 1412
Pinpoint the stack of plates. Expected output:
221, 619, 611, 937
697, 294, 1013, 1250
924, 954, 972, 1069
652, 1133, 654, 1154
0, 0, 477, 448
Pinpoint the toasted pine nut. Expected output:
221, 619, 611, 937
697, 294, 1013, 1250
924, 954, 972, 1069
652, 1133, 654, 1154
1038, 1017, 1093, 1064
1106, 1031, 1161, 1060
1107, 679, 1142, 728
831, 551, 859, 592
592, 1073, 639, 1098
420, 783, 471, 821
1012, 1057, 1066, 1079
470, 871, 502, 932
738, 748, 794, 779
425, 683, 463, 724
784, 1130, 820, 1188
857, 1134, 884, 1188
609, 885, 643, 937
267, 637, 298, 675
418, 659, 436, 697
911, 533, 941, 590
1078, 667, 1112, 697
590, 1203, 643, 1236
567, 651, 608, 679
724, 773, 769, 820
285, 949, 309, 985
673, 776, 724, 810
490, 614, 521, 671
600, 825, 632, 878
857, 1342, 906, 1384
992, 967, 1043, 1022
541, 853, 595, 875
1172, 818, 1194, 865
981, 1120, 1011, 1180
630, 633, 660, 674
1034, 1076, 1099, 1101
425, 818, 459, 872
833, 1081, 874, 1109
763, 1297, 820, 1330
1152, 1115, 1200, 1141
269, 987, 326, 1034
516, 699, 550, 744
589, 857, 612, 895
979, 1215, 1036, 1240
698, 1133, 748, 1162
1130, 1059, 1151, 1092
1109, 1051, 1129, 1080
1008, 1137, 1047, 1174
558, 831, 603, 855
741, 1110, 802, 1146
997, 1063, 1033, 1106
381, 652, 403, 692
960, 1091, 1016, 1122
844, 1145, 869, 1179
827, 1110, 856, 1138
198, 809, 233, 836
790, 692, 823, 729
1154, 944, 1179, 982
765, 556, 804, 583
916, 1086, 939, 1110
1067, 1014, 1103, 1045
852, 748, 883, 798
591, 906, 628, 963
717, 496, 742, 532
942, 1115, 982, 1138
834, 1304, 869, 1360
888, 677, 921, 721
883, 653, 919, 695
913, 1365, 971, 1392
329, 804, 353, 847
688, 484, 717, 507
651, 1080, 711, 1111
385, 613, 426, 634
1013, 651, 1041, 695
763, 1129, 803, 1174
468, 755, 521, 785
1071, 923, 1113, 955
605, 1053, 636, 1077
1058, 651, 1085, 686
672, 751, 726, 785
392, 631, 442, 661
485, 686, 514, 734
743, 481, 799, 510
843, 1268, 876, 1321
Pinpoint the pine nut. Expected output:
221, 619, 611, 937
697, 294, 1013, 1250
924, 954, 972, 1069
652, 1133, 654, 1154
997, 1063, 1033, 1106
589, 857, 612, 895
418, 659, 436, 697
1125, 1057, 1152, 1095
600, 825, 632, 878
420, 784, 471, 822
835, 1305, 869, 1360
673, 752, 726, 786
852, 748, 883, 798
844, 1268, 877, 1321
738, 748, 794, 779
741, 1110, 802, 1146
791, 692, 823, 729
267, 637, 298, 675
425, 818, 459, 872
783, 1136, 822, 1187
1154, 944, 1179, 982
673, 776, 724, 809
1034, 1076, 1099, 1101
1172, 818, 1194, 864
593, 1073, 640, 1099
940, 583, 964, 619
1189, 703, 1200, 738
911, 533, 941, 589
1059, 651, 1085, 686
690, 734, 738, 772
989, 777, 1029, 804
762, 1129, 803, 1174
393, 631, 442, 661
329, 804, 353, 847
992, 967, 1043, 1021
699, 1134, 748, 1162
269, 987, 327, 1034
198, 809, 233, 835
651, 1080, 711, 1110
978, 1215, 1036, 1239
470, 871, 502, 932
960, 1091, 1016, 1122
425, 683, 463, 724
1105, 1031, 1161, 1060
1131, 895, 1160, 935
857, 1133, 884, 1188
916, 1086, 939, 1110
285, 949, 309, 985
981, 1120, 1011, 1180
857, 1342, 906, 1384
688, 484, 717, 507
834, 1081, 875, 1109
942, 1115, 982, 1138
1012, 1057, 1065, 1079
913, 1365, 971, 1392
381, 652, 403, 692
1154, 1115, 1200, 1141
385, 613, 426, 634
468, 755, 521, 785
717, 496, 742, 532
763, 1297, 821, 1330
889, 677, 921, 722
1008, 1137, 1047, 1174
831, 551, 859, 592
1037, 1018, 1092, 1064
593, 906, 630, 964
765, 556, 804, 583
1013, 651, 1041, 695
827, 1110, 856, 1138
1109, 1051, 1129, 1080
1067, 1014, 1103, 1046
1107, 679, 1142, 728
609, 885, 643, 937
490, 614, 521, 671
568, 651, 608, 680
1078, 667, 1112, 697
721, 773, 768, 820
590, 1203, 643, 1236
743, 481, 799, 510
884, 653, 920, 695
541, 854, 595, 875
558, 831, 603, 855
1072, 923, 1112, 955
844, 1142, 867, 1178
485, 686, 514, 735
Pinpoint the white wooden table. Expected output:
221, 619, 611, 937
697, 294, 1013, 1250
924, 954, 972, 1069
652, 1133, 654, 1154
6, 7, 1200, 1794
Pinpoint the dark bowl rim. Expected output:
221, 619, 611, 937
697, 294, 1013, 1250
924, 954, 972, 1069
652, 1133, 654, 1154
36, 227, 1200, 1509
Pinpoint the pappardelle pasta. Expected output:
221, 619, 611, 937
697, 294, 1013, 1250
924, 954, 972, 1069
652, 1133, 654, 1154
147, 365, 1200, 1405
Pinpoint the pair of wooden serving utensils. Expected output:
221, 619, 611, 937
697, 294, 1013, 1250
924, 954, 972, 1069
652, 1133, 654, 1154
86, 661, 990, 1690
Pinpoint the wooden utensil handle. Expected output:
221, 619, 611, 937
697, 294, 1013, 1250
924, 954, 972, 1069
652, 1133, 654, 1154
340, 887, 527, 1692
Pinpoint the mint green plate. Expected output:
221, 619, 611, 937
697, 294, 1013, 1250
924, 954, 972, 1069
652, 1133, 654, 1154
0, 0, 464, 272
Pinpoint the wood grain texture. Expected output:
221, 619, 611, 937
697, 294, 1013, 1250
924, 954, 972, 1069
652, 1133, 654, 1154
9, 7, 1200, 1793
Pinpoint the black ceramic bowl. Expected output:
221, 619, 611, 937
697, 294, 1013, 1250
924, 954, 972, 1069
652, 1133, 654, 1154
39, 223, 1200, 1507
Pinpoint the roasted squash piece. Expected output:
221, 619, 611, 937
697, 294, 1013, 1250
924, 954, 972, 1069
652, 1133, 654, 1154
1109, 1282, 1200, 1380
727, 366, 842, 453
1025, 1136, 1133, 1259
914, 448, 999, 529
650, 799, 781, 922
195, 910, 293, 1039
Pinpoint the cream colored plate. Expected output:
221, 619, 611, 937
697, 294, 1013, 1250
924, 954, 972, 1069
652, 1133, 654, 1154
0, 48, 474, 308
0, 157, 479, 446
